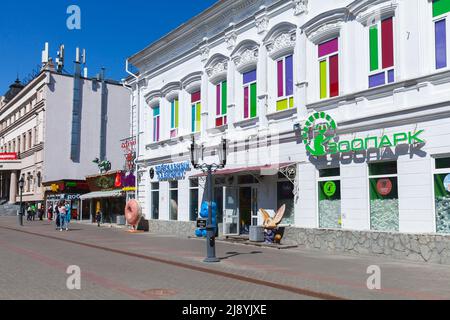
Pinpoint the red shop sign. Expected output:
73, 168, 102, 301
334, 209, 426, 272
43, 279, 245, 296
377, 179, 393, 196
0, 153, 18, 161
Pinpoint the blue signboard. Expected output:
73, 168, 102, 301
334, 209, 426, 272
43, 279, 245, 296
155, 161, 191, 181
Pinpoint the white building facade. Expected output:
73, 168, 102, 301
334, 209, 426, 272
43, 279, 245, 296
127, 0, 450, 243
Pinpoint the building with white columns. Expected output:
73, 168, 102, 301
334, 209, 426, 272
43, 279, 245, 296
126, 0, 450, 249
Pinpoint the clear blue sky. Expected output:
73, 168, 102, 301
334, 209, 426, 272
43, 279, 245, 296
0, 0, 217, 92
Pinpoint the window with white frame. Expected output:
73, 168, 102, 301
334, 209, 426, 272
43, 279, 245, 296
169, 181, 178, 221
434, 156, 450, 233
276, 55, 294, 111
318, 167, 342, 229
318, 38, 339, 99
215, 81, 227, 127
191, 91, 201, 133
369, 161, 399, 232
170, 98, 179, 138
151, 182, 159, 220
368, 16, 395, 88
243, 69, 257, 119
433, 0, 450, 70
152, 106, 160, 142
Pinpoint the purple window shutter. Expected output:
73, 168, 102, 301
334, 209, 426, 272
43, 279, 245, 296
243, 69, 257, 84
285, 55, 294, 96
435, 19, 447, 69
277, 60, 284, 97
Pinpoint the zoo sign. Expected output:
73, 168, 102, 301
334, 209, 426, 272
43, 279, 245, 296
302, 112, 425, 157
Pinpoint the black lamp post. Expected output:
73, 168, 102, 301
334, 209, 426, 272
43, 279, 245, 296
18, 177, 24, 226
190, 137, 227, 263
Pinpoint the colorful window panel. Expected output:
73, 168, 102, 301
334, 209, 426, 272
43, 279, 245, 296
276, 55, 294, 111
170, 99, 179, 138
153, 106, 160, 142
318, 38, 339, 99
433, 0, 450, 69
191, 91, 201, 133
369, 17, 395, 88
243, 69, 257, 119
216, 81, 227, 127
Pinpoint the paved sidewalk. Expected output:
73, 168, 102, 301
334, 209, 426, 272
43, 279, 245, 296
1, 216, 449, 300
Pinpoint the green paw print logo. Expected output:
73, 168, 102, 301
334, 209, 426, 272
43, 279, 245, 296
303, 112, 337, 157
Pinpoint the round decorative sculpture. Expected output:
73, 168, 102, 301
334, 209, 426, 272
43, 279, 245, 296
125, 200, 142, 228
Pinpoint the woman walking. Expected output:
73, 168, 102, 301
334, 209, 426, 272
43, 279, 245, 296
58, 201, 67, 231
65, 202, 72, 231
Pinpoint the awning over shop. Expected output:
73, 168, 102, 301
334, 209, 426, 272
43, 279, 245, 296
80, 190, 125, 201
191, 162, 296, 178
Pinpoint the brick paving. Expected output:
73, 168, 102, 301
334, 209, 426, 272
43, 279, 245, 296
1, 216, 450, 300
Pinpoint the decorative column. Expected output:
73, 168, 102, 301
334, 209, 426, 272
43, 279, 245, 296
257, 44, 268, 129
200, 72, 209, 138
296, 29, 308, 120
294, 0, 309, 120
9, 171, 17, 204
226, 60, 236, 133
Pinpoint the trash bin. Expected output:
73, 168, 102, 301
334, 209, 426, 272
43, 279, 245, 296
249, 226, 265, 242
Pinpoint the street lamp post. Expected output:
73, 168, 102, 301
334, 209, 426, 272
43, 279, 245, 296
18, 177, 24, 226
191, 137, 227, 263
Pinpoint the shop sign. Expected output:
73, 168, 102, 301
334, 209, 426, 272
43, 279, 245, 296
444, 175, 450, 193
323, 181, 337, 197
303, 112, 425, 157
154, 161, 191, 181
0, 153, 18, 161
377, 179, 393, 196
96, 176, 115, 190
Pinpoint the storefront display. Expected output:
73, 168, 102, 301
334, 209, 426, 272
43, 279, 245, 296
319, 180, 341, 229
369, 162, 399, 232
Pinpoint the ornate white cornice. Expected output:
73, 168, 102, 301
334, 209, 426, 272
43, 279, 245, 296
199, 38, 210, 64
354, 0, 398, 26
232, 47, 259, 74
161, 82, 181, 101
308, 22, 343, 45
145, 90, 162, 108
255, 13, 269, 34
181, 71, 203, 93
293, 0, 308, 16
302, 8, 349, 45
266, 31, 296, 60
206, 60, 228, 85
224, 31, 237, 51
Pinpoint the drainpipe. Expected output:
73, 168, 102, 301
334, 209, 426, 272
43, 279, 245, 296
125, 59, 141, 201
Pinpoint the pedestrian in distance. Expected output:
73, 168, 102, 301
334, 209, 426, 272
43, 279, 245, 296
54, 205, 60, 230
65, 203, 72, 231
95, 210, 102, 227
58, 201, 68, 231
47, 206, 53, 221
26, 203, 32, 221
31, 204, 37, 221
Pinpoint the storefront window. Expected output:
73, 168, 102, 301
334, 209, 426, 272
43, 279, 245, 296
318, 168, 341, 229
169, 181, 178, 221
189, 179, 199, 222
277, 181, 294, 225
151, 183, 159, 220
369, 161, 399, 232
434, 157, 450, 233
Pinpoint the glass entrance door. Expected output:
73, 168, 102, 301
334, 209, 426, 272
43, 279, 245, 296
223, 187, 239, 236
